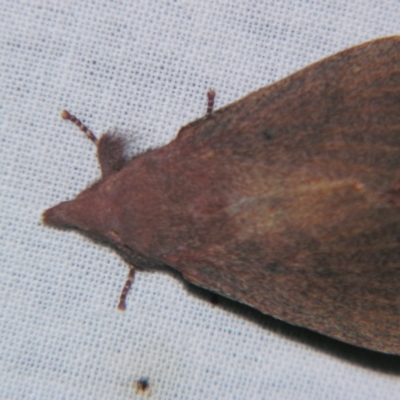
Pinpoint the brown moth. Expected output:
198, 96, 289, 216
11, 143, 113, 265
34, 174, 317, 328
43, 36, 400, 355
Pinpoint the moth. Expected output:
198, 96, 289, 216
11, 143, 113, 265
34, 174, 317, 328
43, 36, 400, 355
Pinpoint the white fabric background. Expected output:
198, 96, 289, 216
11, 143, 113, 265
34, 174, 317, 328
2, 1, 400, 399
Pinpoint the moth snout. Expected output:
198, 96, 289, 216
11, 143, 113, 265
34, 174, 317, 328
42, 201, 76, 229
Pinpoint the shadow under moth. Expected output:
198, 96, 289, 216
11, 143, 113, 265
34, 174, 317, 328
43, 36, 400, 355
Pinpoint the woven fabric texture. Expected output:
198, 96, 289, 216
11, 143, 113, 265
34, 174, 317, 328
2, 1, 400, 399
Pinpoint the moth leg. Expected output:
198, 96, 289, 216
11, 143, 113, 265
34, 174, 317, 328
207, 89, 216, 114
61, 109, 129, 178
118, 267, 135, 311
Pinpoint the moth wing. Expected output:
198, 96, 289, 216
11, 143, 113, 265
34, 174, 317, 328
161, 36, 400, 354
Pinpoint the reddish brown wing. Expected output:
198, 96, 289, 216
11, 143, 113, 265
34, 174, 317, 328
146, 36, 400, 354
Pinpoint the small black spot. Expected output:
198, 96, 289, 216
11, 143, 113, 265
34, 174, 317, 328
265, 261, 282, 274
261, 129, 273, 141
136, 377, 150, 393
316, 268, 336, 278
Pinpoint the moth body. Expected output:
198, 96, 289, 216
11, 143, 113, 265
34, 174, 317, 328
44, 36, 400, 354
